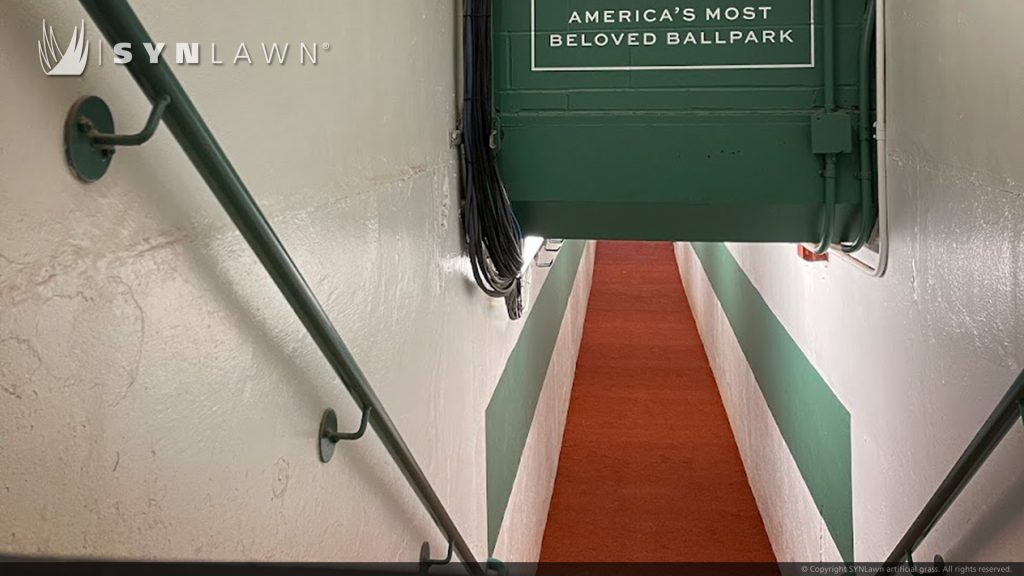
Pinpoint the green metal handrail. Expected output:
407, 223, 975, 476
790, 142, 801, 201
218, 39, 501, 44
880, 369, 1024, 571
76, 1, 486, 573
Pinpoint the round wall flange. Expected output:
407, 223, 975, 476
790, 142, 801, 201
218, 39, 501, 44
64, 95, 115, 183
318, 408, 339, 463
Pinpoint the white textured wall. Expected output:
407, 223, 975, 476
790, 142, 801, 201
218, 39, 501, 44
494, 245, 594, 562
0, 1, 591, 562
675, 245, 845, 563
677, 0, 1024, 563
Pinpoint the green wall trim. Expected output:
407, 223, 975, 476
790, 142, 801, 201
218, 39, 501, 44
691, 242, 854, 563
486, 240, 587, 555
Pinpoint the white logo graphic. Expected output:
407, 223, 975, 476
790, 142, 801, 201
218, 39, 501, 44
38, 19, 89, 76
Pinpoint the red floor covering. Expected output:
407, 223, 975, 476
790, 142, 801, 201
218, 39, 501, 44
539, 241, 777, 563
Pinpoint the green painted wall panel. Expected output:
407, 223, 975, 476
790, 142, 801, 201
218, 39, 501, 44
513, 201, 863, 242
500, 117, 861, 204
493, 0, 873, 242
691, 242, 853, 563
486, 240, 587, 554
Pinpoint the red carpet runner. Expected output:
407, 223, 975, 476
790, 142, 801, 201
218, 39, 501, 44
540, 242, 777, 562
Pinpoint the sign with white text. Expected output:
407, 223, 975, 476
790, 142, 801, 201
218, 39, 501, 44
532, 0, 815, 71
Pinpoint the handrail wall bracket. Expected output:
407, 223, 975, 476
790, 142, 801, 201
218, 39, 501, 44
419, 539, 454, 571
74, 1, 485, 571
318, 407, 371, 463
64, 94, 170, 182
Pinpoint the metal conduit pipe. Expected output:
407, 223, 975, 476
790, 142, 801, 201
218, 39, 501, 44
814, 0, 838, 254
76, 1, 486, 573
834, 0, 889, 276
843, 0, 878, 254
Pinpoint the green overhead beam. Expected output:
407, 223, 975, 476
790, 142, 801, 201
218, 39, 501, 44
493, 0, 875, 243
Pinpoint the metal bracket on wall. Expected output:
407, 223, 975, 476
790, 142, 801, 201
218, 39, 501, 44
536, 238, 564, 269
544, 239, 564, 252
486, 558, 508, 576
450, 118, 463, 149
489, 114, 502, 151
420, 543, 509, 576
318, 406, 371, 463
906, 552, 918, 575
64, 94, 171, 182
902, 552, 946, 576
419, 539, 453, 571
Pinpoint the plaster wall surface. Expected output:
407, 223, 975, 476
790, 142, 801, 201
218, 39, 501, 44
0, 1, 590, 562
677, 0, 1024, 562
493, 245, 594, 562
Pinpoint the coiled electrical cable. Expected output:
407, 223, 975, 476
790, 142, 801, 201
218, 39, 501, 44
461, 0, 525, 319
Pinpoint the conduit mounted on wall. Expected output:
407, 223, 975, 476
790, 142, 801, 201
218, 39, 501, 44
491, 0, 878, 246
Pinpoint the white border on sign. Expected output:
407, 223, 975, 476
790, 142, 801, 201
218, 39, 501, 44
530, 0, 816, 71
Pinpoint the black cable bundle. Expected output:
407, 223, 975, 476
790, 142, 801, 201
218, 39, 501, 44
461, 0, 525, 320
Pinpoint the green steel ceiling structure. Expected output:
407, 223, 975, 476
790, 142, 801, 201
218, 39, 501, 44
493, 0, 875, 244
